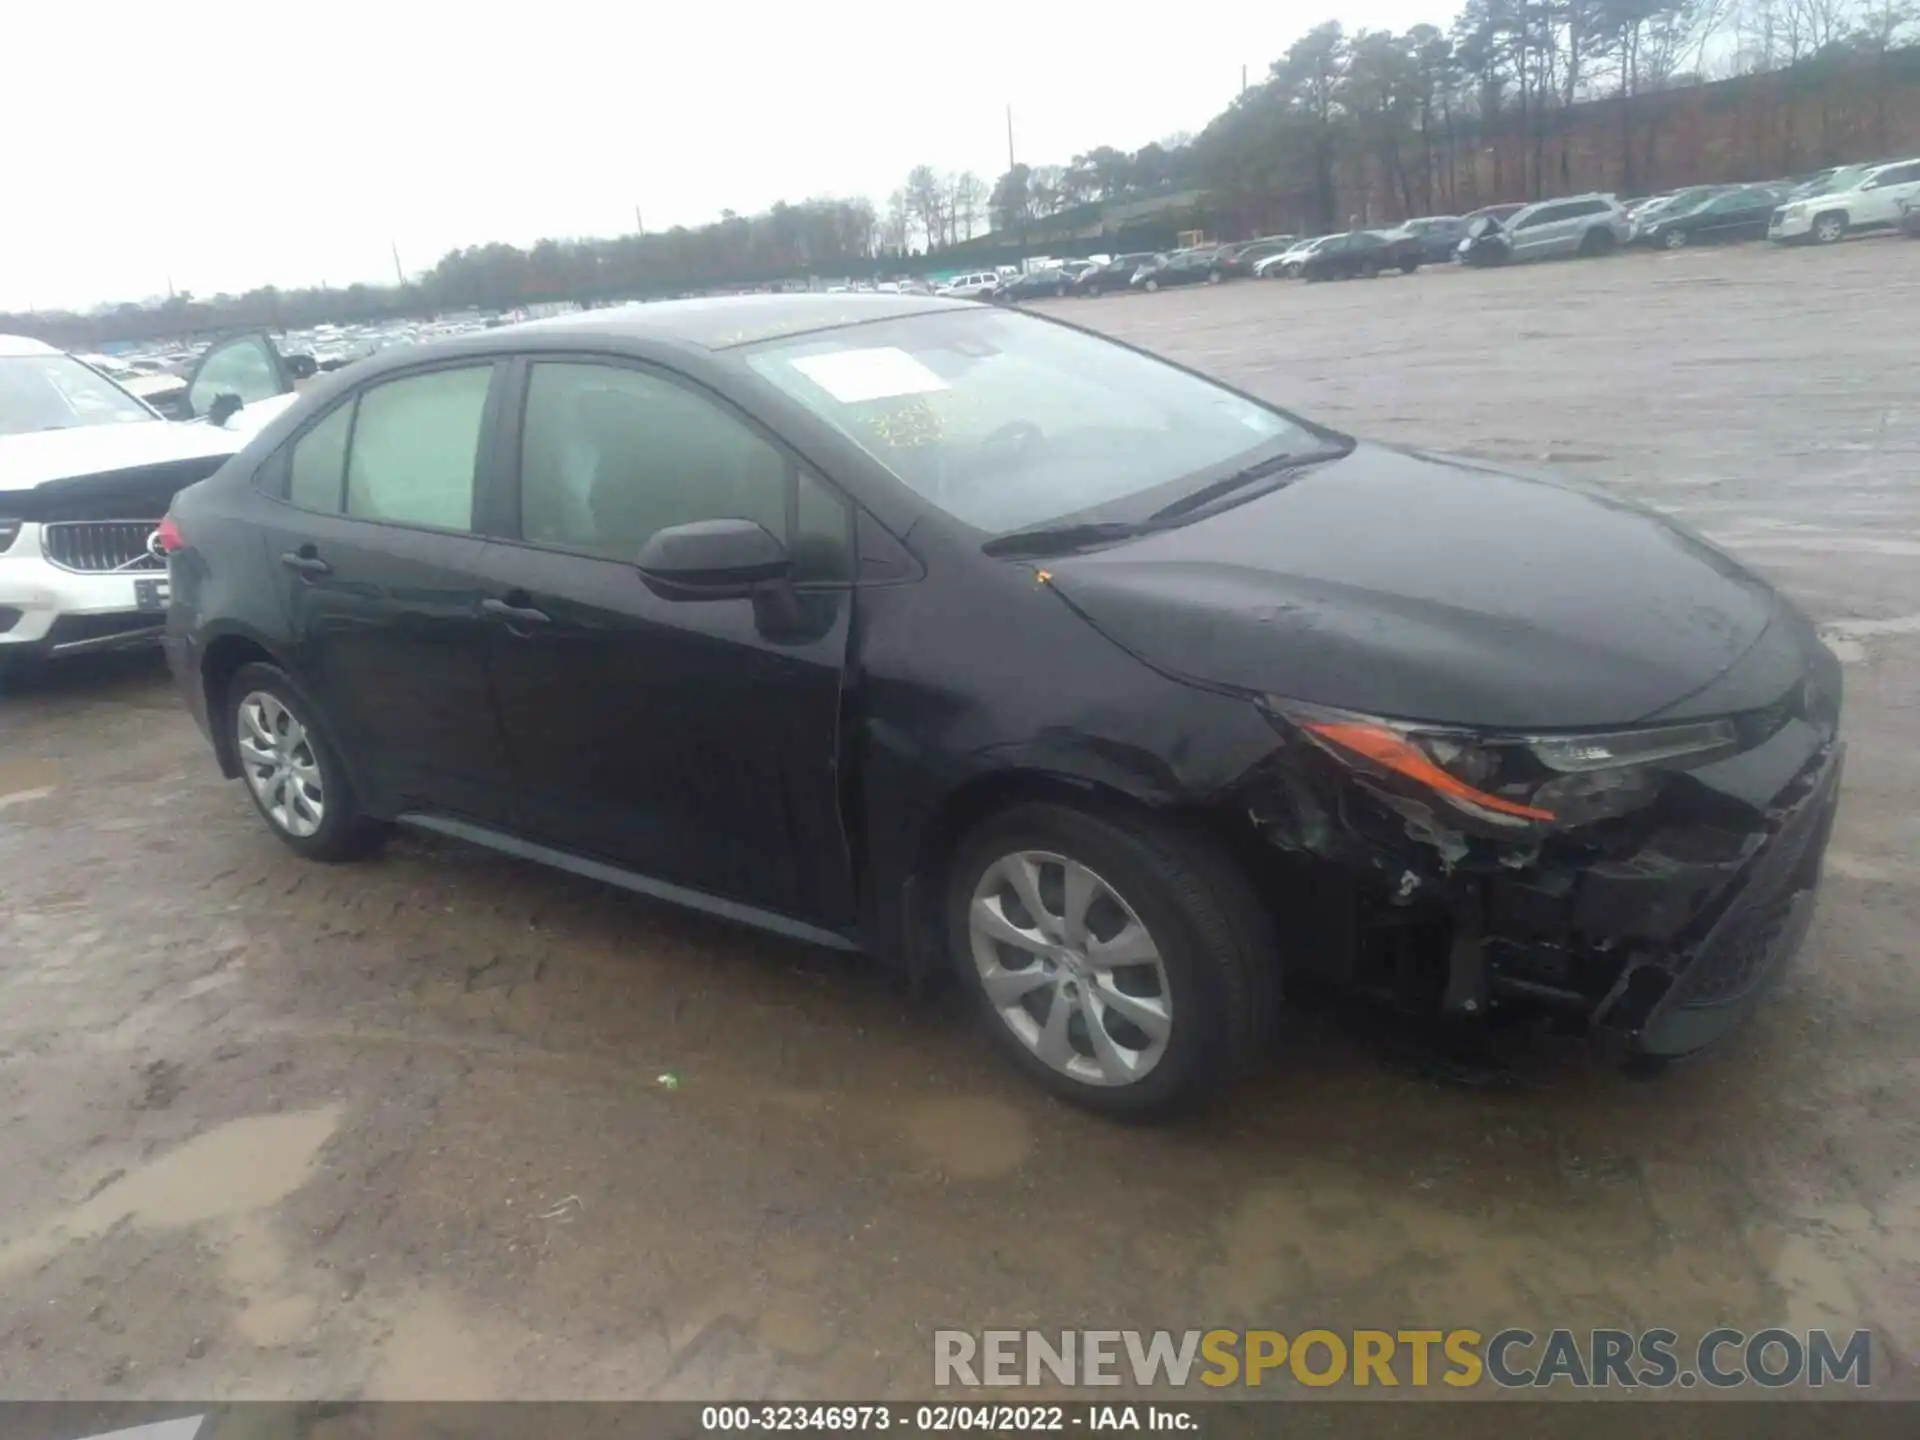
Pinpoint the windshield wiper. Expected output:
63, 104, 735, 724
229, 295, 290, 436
1143, 447, 1345, 528
981, 520, 1141, 558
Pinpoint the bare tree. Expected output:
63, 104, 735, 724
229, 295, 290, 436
950, 172, 989, 241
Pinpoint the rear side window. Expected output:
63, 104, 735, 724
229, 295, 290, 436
345, 366, 493, 531
1872, 162, 1920, 185
288, 402, 353, 512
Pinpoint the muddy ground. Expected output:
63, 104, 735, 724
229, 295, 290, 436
1, 238, 1916, 1408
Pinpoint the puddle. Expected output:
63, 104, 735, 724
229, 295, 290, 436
235, 1292, 318, 1347
899, 1096, 1031, 1180
366, 1291, 505, 1399
759, 1300, 834, 1360
0, 1105, 343, 1275
0, 758, 60, 799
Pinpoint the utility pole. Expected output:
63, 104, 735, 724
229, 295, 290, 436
635, 205, 644, 235
391, 240, 406, 287
1006, 104, 1016, 170
1241, 64, 1248, 95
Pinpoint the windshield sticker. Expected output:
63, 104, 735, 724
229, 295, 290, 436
792, 347, 949, 405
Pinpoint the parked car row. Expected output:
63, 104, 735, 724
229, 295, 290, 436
986, 157, 1920, 310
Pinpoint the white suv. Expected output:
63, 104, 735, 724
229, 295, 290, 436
1770, 157, 1920, 244
0, 333, 299, 675
934, 271, 1003, 299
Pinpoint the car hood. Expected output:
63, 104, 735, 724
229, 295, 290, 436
0, 416, 247, 493
1041, 443, 1787, 730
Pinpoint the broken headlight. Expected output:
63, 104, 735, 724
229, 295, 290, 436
1261, 700, 1738, 834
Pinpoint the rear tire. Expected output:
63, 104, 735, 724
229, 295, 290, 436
226, 662, 385, 862
944, 802, 1278, 1117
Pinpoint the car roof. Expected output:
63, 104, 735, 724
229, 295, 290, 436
503, 292, 967, 352
1862, 156, 1920, 180
0, 333, 62, 358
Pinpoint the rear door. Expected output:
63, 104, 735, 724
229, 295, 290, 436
254, 359, 516, 822
480, 355, 858, 924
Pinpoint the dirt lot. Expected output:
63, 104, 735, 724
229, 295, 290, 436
2, 239, 1917, 1406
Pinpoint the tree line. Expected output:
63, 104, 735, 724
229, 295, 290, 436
8, 0, 1915, 349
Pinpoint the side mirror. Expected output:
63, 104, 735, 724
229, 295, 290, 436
636, 518, 790, 599
285, 353, 319, 381
207, 392, 244, 427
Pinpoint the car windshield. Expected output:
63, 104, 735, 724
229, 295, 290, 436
0, 353, 157, 436
744, 307, 1326, 534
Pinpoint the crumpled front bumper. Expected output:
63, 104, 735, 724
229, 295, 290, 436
1238, 708, 1844, 1061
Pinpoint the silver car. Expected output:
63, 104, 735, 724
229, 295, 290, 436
1496, 194, 1631, 262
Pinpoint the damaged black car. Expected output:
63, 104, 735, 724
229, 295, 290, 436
159, 294, 1843, 1115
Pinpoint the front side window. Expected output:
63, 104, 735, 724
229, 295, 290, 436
344, 365, 492, 530
744, 306, 1322, 535
518, 361, 849, 581
0, 354, 155, 435
188, 336, 283, 418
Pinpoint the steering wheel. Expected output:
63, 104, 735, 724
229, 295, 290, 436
978, 419, 1044, 463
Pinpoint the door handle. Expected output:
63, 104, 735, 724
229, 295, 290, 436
279, 548, 332, 577
481, 596, 552, 627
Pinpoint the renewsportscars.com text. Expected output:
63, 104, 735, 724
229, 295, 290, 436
933, 1327, 1874, 1390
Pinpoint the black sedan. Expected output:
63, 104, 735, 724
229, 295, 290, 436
160, 294, 1843, 1115
1071, 253, 1158, 297
1633, 185, 1786, 248
993, 267, 1079, 302
1296, 230, 1422, 279
1130, 249, 1217, 291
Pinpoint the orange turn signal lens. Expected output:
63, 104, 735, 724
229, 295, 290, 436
1303, 720, 1557, 823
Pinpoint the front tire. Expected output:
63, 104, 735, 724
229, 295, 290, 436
1144, 277, 1160, 293
944, 802, 1277, 1117
1812, 211, 1847, 245
227, 662, 384, 862
1662, 228, 1689, 249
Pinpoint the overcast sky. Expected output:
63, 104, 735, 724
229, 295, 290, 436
5, 0, 1441, 312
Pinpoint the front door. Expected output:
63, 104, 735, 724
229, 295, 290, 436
183, 333, 295, 421
483, 357, 857, 925
260, 360, 515, 822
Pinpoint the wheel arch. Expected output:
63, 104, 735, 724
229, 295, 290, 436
200, 628, 288, 778
199, 630, 373, 809
897, 765, 1216, 987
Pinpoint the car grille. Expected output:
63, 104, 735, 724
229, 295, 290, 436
40, 520, 165, 573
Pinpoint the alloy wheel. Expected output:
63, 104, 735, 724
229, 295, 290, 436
237, 690, 326, 838
966, 850, 1173, 1087
1663, 229, 1688, 249
1815, 215, 1845, 243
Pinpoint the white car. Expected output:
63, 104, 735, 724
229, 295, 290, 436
1, 332, 301, 674
933, 271, 1003, 299
1769, 157, 1920, 244
1254, 236, 1328, 278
